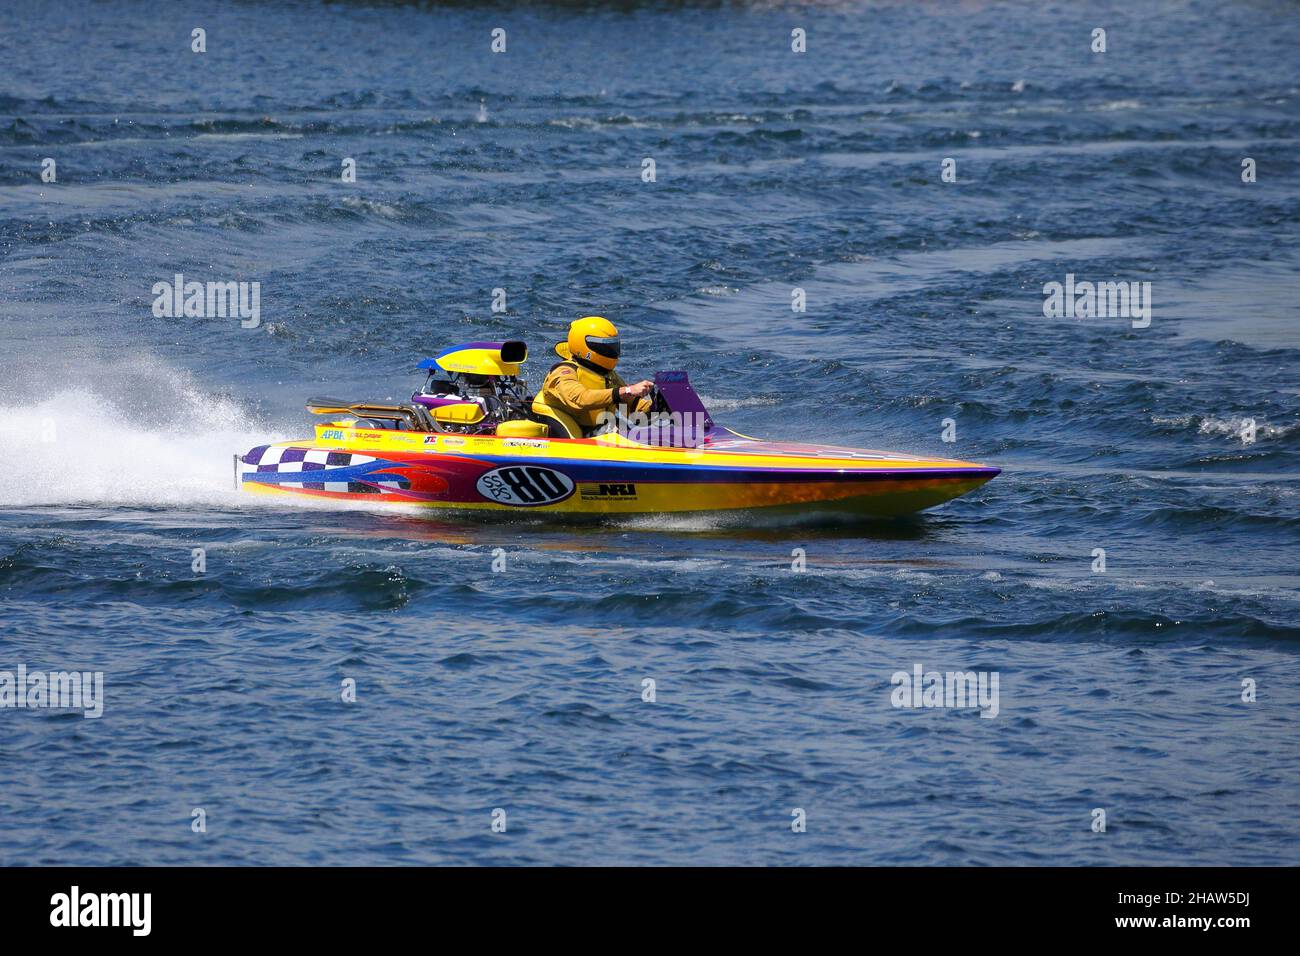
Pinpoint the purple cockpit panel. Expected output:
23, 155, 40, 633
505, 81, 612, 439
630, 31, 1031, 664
621, 372, 718, 448
653, 372, 711, 423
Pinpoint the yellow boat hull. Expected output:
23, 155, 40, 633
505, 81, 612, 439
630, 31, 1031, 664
237, 426, 999, 518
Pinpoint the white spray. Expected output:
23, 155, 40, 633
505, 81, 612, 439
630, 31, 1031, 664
0, 356, 285, 508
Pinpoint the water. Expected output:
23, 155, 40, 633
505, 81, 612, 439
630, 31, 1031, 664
1, 0, 1298, 865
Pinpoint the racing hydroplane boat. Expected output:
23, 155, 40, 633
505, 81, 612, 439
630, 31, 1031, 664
236, 341, 999, 517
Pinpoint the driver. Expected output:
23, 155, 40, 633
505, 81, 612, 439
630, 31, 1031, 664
539, 316, 654, 436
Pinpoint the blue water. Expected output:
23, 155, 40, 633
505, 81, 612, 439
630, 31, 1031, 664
2, 0, 1299, 865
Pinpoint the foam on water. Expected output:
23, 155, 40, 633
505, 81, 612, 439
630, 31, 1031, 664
0, 356, 283, 508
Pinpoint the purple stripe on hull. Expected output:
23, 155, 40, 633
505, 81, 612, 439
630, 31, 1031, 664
443, 453, 999, 485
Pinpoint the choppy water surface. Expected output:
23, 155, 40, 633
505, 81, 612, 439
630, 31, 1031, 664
1, 0, 1298, 865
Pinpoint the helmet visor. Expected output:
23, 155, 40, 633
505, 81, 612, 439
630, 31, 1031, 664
585, 335, 620, 360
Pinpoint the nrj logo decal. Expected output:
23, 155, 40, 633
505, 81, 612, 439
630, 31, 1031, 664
581, 482, 637, 499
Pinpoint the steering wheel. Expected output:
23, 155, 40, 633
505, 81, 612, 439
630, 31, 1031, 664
647, 384, 668, 414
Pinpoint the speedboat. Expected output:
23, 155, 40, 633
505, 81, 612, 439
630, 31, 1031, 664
235, 341, 999, 517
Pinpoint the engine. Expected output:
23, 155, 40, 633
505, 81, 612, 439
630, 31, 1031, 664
412, 340, 535, 433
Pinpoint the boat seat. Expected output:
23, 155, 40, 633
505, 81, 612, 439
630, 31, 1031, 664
530, 400, 582, 439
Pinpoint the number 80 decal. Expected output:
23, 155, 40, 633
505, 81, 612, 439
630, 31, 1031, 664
475, 465, 575, 506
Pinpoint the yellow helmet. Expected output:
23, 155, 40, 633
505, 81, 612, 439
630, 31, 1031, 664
563, 315, 621, 372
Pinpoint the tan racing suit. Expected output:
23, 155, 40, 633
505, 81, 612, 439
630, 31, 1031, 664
538, 359, 652, 434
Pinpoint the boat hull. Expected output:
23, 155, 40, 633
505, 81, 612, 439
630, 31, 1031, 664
237, 429, 999, 518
